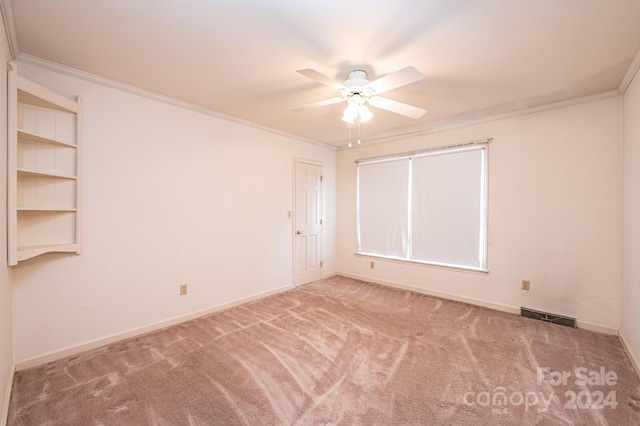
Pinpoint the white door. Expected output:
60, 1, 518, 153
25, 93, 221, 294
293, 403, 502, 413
294, 161, 322, 285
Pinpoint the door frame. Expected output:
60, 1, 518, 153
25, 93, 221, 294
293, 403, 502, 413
292, 158, 324, 287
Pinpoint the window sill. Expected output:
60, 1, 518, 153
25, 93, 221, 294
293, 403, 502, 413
354, 252, 489, 275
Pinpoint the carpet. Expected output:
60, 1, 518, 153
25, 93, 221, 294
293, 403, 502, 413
7, 275, 640, 425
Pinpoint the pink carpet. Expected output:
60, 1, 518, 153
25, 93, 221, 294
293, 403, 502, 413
7, 275, 640, 425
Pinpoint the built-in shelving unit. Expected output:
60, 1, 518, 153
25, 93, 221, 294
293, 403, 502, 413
7, 63, 83, 266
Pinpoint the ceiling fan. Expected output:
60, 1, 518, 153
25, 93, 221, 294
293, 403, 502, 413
289, 66, 427, 124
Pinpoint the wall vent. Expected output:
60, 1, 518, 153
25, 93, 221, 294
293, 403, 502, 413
520, 307, 576, 328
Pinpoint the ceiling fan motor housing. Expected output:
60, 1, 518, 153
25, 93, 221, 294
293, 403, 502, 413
344, 70, 369, 93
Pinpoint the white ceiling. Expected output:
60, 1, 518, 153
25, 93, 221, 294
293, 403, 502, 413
5, 0, 640, 148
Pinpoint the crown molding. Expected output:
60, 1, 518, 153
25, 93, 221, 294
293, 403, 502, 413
619, 47, 640, 94
14, 53, 336, 151
0, 0, 19, 58
13, 52, 626, 152
339, 89, 621, 150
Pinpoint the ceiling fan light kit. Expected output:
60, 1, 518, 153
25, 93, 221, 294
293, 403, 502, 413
341, 94, 373, 124
290, 66, 427, 146
357, 105, 373, 122
341, 103, 358, 123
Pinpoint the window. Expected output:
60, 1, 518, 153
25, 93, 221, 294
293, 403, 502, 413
356, 143, 488, 271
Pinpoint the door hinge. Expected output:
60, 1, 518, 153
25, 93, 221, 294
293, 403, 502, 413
320, 261, 323, 268
320, 175, 323, 182
320, 219, 323, 225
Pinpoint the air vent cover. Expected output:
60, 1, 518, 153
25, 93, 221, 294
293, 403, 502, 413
520, 307, 576, 328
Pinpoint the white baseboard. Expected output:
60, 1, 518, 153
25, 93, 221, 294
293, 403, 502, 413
14, 273, 623, 371
337, 272, 520, 314
2, 364, 15, 426
321, 271, 337, 280
618, 330, 640, 380
337, 272, 618, 335
575, 319, 618, 335
16, 284, 293, 371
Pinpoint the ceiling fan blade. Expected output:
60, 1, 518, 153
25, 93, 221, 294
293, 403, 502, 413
365, 66, 424, 95
296, 69, 347, 91
368, 96, 427, 119
288, 97, 346, 112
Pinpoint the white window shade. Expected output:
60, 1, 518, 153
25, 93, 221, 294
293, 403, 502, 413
357, 159, 409, 258
411, 149, 484, 268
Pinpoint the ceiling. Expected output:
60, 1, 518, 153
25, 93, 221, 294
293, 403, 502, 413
5, 0, 640, 148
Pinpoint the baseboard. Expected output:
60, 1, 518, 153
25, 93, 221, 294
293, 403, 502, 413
1, 364, 15, 426
15, 284, 293, 371
321, 271, 337, 280
619, 330, 640, 380
336, 272, 618, 335
575, 319, 618, 335
338, 271, 520, 313
14, 274, 622, 371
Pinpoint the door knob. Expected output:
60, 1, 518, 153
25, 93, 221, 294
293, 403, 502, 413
296, 230, 302, 235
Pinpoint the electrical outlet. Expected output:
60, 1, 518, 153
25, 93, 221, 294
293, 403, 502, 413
370, 261, 375, 269
521, 280, 530, 291
179, 283, 188, 295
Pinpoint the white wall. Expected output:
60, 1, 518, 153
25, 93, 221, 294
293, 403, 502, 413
337, 97, 622, 332
622, 69, 640, 371
10, 63, 336, 363
0, 19, 13, 423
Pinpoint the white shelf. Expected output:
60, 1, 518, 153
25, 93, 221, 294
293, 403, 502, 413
18, 128, 77, 147
17, 76, 78, 113
8, 62, 83, 266
17, 207, 77, 212
17, 168, 77, 180
17, 244, 79, 262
